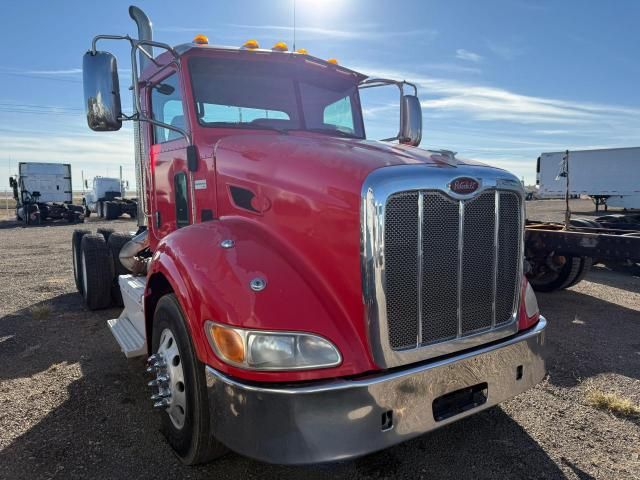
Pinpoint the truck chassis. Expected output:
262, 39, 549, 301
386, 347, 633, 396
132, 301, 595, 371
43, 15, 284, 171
525, 214, 640, 291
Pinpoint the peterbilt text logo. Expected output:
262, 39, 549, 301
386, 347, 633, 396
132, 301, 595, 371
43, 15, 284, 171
449, 177, 479, 194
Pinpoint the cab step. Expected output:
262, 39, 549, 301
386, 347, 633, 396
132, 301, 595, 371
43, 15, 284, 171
107, 316, 145, 357
107, 274, 147, 358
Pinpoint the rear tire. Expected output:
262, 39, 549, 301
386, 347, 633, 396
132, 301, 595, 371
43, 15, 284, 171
80, 234, 113, 310
72, 229, 91, 293
563, 257, 593, 289
97, 227, 115, 243
151, 295, 227, 465
528, 256, 582, 292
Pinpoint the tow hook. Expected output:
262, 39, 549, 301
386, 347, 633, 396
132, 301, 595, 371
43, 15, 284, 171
147, 354, 171, 409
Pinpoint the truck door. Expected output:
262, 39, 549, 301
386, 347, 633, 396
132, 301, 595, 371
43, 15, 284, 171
148, 70, 191, 240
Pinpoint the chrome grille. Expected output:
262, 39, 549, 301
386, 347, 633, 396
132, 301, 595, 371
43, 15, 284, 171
384, 189, 522, 351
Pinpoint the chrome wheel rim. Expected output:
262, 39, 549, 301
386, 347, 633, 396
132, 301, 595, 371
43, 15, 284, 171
156, 328, 187, 429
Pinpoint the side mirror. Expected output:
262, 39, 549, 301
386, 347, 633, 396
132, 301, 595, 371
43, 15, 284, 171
84, 179, 89, 189
82, 51, 122, 131
9, 177, 16, 188
399, 95, 422, 146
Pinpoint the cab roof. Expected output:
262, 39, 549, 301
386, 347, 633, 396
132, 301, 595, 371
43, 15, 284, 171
169, 42, 368, 83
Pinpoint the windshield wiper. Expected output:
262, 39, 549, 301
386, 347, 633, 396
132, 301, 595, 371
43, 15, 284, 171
298, 128, 361, 139
200, 121, 288, 135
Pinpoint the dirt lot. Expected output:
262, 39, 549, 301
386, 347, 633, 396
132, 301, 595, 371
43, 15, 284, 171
0, 199, 638, 479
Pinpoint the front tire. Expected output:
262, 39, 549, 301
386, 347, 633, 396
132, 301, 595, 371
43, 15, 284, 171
151, 294, 227, 465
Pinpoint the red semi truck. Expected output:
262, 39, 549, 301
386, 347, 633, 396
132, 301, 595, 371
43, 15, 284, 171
75, 6, 546, 465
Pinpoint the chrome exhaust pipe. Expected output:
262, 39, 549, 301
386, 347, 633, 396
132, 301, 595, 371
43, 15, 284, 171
119, 230, 149, 275
128, 5, 153, 226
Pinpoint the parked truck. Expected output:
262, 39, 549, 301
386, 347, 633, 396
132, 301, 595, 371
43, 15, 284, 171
9, 162, 83, 225
536, 147, 640, 210
83, 176, 137, 220
75, 6, 546, 465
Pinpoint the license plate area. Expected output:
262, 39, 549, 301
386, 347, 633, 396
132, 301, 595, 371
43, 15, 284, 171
432, 382, 488, 421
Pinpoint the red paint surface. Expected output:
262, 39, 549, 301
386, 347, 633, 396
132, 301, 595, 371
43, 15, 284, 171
140, 47, 527, 382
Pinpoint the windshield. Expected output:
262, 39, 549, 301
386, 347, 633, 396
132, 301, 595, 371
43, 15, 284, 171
188, 56, 365, 138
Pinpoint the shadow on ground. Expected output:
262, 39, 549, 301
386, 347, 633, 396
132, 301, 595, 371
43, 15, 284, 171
537, 286, 640, 389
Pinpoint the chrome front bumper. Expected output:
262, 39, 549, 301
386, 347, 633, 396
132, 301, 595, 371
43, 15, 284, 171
205, 317, 547, 465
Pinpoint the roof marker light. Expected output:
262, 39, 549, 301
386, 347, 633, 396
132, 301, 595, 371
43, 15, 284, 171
296, 48, 308, 55
193, 34, 209, 45
243, 39, 260, 50
272, 41, 289, 52
327, 58, 338, 64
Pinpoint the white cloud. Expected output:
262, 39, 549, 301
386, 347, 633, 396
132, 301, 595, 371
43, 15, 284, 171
455, 49, 483, 63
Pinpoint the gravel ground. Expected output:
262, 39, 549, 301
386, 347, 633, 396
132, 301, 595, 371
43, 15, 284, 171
0, 200, 639, 479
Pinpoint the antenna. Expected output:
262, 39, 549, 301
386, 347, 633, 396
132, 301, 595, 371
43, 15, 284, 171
293, 0, 296, 51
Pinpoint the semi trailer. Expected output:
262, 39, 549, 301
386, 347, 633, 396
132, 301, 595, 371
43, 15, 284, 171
536, 147, 640, 210
525, 149, 640, 292
83, 176, 137, 220
75, 5, 546, 465
9, 162, 83, 225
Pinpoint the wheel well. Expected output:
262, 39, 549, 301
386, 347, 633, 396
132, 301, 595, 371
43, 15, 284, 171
145, 272, 174, 353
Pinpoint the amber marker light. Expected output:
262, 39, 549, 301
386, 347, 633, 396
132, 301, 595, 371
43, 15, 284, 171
327, 58, 338, 64
272, 41, 289, 52
210, 324, 245, 364
193, 34, 209, 45
243, 39, 260, 49
296, 48, 308, 54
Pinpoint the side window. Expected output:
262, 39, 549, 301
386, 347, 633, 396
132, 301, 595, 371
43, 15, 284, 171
174, 173, 189, 227
151, 73, 184, 144
323, 97, 355, 133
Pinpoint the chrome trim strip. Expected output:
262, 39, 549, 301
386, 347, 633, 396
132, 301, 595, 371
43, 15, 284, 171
416, 193, 424, 346
492, 189, 500, 327
361, 164, 526, 369
456, 199, 464, 338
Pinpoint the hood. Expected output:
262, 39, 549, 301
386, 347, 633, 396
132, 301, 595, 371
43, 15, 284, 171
208, 132, 506, 370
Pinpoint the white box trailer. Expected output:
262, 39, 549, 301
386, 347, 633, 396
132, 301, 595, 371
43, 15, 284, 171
17, 162, 73, 203
536, 147, 640, 209
9, 162, 83, 224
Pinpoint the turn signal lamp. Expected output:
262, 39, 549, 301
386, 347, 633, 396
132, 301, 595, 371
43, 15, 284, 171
296, 48, 308, 54
243, 39, 260, 50
193, 34, 209, 45
210, 324, 245, 363
327, 58, 338, 64
272, 41, 289, 52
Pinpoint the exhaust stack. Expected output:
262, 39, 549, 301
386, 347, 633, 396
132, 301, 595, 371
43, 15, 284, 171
128, 5, 152, 226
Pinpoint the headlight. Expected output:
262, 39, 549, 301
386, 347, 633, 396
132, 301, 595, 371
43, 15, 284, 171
205, 321, 341, 370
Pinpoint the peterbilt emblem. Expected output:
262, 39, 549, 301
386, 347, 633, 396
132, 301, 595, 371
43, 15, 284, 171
449, 177, 479, 195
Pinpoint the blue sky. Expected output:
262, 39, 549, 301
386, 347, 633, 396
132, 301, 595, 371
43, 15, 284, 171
1, 0, 639, 188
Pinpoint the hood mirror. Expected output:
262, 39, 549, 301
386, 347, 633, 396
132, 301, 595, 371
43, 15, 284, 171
399, 94, 422, 147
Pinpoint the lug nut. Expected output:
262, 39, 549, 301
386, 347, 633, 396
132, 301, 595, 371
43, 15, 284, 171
151, 391, 171, 401
147, 375, 169, 387
153, 399, 169, 409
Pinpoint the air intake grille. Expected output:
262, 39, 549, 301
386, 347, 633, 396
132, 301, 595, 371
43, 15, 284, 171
384, 189, 521, 351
